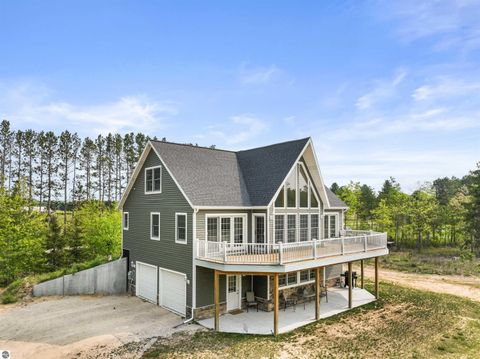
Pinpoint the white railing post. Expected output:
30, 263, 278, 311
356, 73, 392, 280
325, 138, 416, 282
279, 242, 284, 264
341, 237, 345, 255
204, 240, 207, 258
313, 239, 317, 258
223, 241, 228, 262
364, 235, 368, 252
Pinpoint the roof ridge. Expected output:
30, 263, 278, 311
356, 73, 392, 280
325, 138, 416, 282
150, 137, 311, 154
149, 139, 235, 153
236, 137, 310, 153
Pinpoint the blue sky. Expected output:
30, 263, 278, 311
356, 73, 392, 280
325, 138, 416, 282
1, 1, 479, 192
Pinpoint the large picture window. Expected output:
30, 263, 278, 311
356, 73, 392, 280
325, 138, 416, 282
311, 214, 319, 241
299, 214, 309, 241
273, 159, 323, 209
286, 169, 297, 208
206, 215, 246, 243
298, 165, 308, 208
145, 166, 162, 193
287, 214, 297, 242
275, 215, 285, 243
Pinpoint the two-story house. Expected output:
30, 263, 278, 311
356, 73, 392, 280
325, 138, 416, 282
119, 137, 388, 335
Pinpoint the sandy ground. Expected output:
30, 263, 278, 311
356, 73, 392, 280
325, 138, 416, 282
0, 295, 200, 359
364, 267, 480, 302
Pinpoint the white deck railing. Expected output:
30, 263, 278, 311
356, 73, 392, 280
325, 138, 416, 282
196, 231, 387, 265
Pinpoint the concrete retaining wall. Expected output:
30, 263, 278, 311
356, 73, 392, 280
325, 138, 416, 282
33, 258, 127, 297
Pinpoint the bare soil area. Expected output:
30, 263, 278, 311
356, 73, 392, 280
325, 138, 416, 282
0, 295, 200, 359
364, 266, 480, 302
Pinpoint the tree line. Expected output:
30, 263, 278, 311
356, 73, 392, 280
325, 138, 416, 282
331, 166, 480, 254
0, 119, 157, 222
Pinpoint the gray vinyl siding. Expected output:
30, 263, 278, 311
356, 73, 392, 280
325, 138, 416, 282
123, 149, 194, 308
195, 267, 226, 307
253, 276, 269, 299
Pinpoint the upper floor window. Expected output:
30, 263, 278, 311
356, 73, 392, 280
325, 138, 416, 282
123, 212, 129, 230
274, 160, 321, 209
286, 169, 297, 208
175, 213, 187, 244
298, 165, 308, 208
324, 214, 338, 238
150, 212, 160, 240
206, 215, 246, 243
145, 166, 162, 194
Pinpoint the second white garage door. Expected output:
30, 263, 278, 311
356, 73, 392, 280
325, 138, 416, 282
159, 268, 186, 316
136, 262, 158, 304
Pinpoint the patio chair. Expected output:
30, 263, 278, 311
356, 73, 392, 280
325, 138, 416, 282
246, 291, 259, 312
321, 285, 328, 302
302, 288, 315, 309
280, 292, 297, 311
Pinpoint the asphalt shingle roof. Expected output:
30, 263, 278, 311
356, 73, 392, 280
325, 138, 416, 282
325, 186, 348, 208
150, 138, 346, 208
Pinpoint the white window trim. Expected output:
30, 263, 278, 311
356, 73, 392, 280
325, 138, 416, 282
324, 213, 339, 239
205, 213, 248, 243
286, 213, 298, 243
175, 212, 188, 244
144, 165, 162, 195
150, 212, 160, 240
279, 270, 316, 289
286, 166, 298, 210
123, 212, 129, 230
252, 213, 267, 244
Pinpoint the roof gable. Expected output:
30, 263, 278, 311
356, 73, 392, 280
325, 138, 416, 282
120, 137, 346, 209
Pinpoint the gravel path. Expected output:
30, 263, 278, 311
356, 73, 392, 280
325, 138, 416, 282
364, 267, 480, 302
0, 295, 199, 359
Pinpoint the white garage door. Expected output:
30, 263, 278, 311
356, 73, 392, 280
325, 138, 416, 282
159, 268, 186, 316
136, 262, 158, 304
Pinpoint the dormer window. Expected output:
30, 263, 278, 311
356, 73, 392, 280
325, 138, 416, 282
145, 166, 162, 194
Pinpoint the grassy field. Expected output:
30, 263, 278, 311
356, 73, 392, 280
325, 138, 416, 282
142, 282, 480, 359
375, 247, 480, 277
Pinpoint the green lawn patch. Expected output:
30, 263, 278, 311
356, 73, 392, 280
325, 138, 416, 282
142, 282, 480, 358
376, 248, 480, 277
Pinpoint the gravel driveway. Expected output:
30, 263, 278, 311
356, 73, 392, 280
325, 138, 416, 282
0, 295, 198, 359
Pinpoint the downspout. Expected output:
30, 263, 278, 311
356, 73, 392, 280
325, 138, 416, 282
181, 207, 199, 325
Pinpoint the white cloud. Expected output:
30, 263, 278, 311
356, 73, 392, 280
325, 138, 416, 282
0, 81, 178, 136
413, 77, 480, 101
355, 69, 407, 110
375, 0, 480, 52
238, 64, 282, 85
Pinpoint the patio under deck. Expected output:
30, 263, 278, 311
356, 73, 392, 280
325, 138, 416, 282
198, 287, 376, 335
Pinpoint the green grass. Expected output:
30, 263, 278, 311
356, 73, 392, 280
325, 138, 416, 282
142, 282, 480, 359
0, 255, 113, 304
376, 247, 480, 277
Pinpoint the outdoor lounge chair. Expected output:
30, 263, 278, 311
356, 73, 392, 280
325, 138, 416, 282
246, 291, 259, 312
280, 292, 297, 311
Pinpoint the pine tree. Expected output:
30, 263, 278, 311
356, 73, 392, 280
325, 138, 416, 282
94, 135, 105, 201
43, 131, 58, 212
14, 130, 24, 184
59, 130, 74, 227
0, 120, 13, 188
465, 162, 480, 254
45, 214, 65, 270
79, 137, 96, 201
23, 129, 37, 203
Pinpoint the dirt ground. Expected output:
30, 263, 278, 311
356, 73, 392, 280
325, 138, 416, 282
0, 295, 200, 359
364, 266, 480, 302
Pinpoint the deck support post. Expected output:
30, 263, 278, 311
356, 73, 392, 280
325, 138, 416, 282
273, 273, 279, 335
214, 270, 220, 331
375, 257, 379, 299
315, 267, 321, 320
348, 262, 353, 308
360, 259, 364, 289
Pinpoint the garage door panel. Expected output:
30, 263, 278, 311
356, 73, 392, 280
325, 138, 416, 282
159, 269, 186, 316
136, 262, 157, 304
